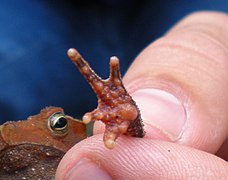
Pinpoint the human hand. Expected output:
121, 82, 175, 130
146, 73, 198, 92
56, 11, 228, 179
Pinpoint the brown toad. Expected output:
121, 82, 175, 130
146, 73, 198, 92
0, 106, 86, 179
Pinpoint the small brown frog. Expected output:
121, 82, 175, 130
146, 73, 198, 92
0, 48, 145, 179
0, 106, 86, 179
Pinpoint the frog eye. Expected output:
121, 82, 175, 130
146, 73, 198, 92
48, 112, 68, 135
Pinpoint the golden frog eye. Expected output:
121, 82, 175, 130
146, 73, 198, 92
48, 112, 68, 135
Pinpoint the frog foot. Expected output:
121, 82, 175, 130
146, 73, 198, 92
67, 48, 145, 149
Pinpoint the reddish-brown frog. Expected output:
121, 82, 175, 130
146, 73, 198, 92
0, 48, 145, 179
0, 106, 86, 179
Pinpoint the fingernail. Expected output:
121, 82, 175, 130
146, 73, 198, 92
131, 88, 187, 141
66, 158, 112, 180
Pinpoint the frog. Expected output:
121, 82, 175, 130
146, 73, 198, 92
0, 48, 145, 179
0, 106, 86, 179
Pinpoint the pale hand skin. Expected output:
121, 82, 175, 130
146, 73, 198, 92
56, 11, 228, 179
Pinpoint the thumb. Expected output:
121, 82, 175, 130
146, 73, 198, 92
122, 11, 228, 154
94, 11, 228, 155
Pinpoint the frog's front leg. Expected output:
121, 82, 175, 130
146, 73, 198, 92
67, 48, 145, 149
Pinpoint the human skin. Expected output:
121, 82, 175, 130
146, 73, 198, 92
56, 11, 228, 179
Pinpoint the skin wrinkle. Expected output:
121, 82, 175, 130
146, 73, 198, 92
57, 136, 228, 179
163, 142, 215, 179
161, 30, 228, 66
127, 46, 226, 92
136, 40, 227, 103
112, 140, 142, 170
147, 41, 227, 83
121, 140, 159, 178
92, 143, 128, 179
169, 12, 228, 35
111, 140, 160, 179
144, 141, 179, 178
169, 23, 228, 50
147, 43, 228, 103
94, 142, 133, 179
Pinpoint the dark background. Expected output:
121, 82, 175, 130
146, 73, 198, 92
0, 0, 227, 122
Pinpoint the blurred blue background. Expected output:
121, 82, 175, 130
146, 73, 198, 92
0, 0, 227, 122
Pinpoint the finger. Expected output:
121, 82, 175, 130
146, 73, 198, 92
93, 11, 228, 156
116, 11, 228, 156
56, 135, 228, 180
